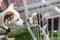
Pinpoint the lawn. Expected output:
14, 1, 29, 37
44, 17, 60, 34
7, 28, 58, 40
7, 28, 33, 40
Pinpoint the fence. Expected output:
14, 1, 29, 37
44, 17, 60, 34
23, 0, 60, 40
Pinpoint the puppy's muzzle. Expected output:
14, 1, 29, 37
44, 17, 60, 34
23, 22, 26, 25
23, 22, 27, 27
27, 19, 29, 22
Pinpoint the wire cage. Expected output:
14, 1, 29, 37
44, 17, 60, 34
23, 0, 60, 40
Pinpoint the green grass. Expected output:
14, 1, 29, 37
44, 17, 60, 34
7, 28, 33, 40
7, 28, 58, 40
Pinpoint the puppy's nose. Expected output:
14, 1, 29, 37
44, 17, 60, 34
23, 22, 26, 25
27, 19, 29, 22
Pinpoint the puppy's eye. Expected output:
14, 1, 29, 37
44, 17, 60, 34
16, 18, 19, 21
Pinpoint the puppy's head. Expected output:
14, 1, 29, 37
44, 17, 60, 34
27, 12, 47, 25
4, 3, 25, 27
27, 12, 38, 24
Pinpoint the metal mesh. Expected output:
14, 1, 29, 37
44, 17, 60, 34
23, 0, 60, 40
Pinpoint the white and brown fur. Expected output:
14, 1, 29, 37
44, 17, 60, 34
0, 3, 24, 34
28, 12, 58, 33
0, 3, 25, 30
0, 3, 25, 40
27, 12, 47, 27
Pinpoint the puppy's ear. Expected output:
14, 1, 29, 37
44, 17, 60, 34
32, 12, 37, 17
4, 11, 14, 22
7, 3, 14, 10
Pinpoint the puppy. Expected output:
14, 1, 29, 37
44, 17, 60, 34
27, 12, 47, 26
0, 3, 26, 40
27, 12, 59, 33
0, 3, 25, 30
